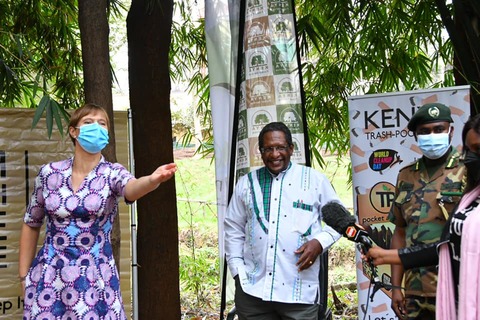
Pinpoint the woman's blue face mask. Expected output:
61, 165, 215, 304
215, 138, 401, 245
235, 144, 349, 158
76, 122, 109, 154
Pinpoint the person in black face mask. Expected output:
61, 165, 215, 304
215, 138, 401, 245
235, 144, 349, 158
364, 114, 480, 319
463, 150, 480, 191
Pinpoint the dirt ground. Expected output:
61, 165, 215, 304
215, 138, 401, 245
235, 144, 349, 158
174, 148, 197, 160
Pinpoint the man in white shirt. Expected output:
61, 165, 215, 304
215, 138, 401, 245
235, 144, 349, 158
225, 122, 342, 319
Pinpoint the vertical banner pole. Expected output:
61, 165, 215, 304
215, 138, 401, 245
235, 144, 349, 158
127, 109, 139, 320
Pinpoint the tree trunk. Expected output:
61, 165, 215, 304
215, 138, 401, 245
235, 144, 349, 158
78, 0, 122, 271
436, 0, 480, 114
127, 0, 180, 318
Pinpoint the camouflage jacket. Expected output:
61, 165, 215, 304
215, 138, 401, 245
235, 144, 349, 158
388, 147, 466, 297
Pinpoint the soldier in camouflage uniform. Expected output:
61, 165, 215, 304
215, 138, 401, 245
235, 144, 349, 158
388, 103, 466, 320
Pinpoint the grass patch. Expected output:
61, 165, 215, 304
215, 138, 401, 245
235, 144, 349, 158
176, 155, 217, 232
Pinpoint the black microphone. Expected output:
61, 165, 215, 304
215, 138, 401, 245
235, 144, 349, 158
321, 201, 373, 254
322, 201, 396, 301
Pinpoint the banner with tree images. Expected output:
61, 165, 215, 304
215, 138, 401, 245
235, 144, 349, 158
348, 85, 470, 319
232, 0, 308, 177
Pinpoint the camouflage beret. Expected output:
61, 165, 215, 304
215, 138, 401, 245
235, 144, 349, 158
407, 103, 453, 131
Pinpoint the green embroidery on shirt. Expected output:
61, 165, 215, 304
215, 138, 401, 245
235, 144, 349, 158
248, 172, 268, 234
293, 201, 313, 211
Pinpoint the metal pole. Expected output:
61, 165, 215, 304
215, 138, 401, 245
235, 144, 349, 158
127, 109, 139, 320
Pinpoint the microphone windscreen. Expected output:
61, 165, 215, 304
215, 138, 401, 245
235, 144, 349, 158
321, 201, 356, 234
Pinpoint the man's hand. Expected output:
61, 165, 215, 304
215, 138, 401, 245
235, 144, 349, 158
391, 289, 406, 318
294, 239, 323, 271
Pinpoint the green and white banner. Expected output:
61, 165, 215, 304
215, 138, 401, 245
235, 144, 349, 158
233, 0, 307, 177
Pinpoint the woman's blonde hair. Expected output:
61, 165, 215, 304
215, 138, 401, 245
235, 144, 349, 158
68, 103, 110, 144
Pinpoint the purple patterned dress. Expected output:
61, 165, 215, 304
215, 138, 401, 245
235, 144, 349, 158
23, 157, 134, 320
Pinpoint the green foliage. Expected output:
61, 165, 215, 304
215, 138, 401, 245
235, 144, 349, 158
329, 238, 357, 283
179, 245, 220, 312
176, 155, 220, 316
175, 155, 217, 230
296, 0, 455, 165
32, 95, 70, 137
172, 107, 194, 138
0, 0, 83, 112
170, 0, 213, 157
0, 1, 124, 136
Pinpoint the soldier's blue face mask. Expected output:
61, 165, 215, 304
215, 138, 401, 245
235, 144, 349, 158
417, 128, 451, 159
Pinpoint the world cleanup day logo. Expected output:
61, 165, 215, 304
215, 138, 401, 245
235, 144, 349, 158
368, 149, 402, 174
